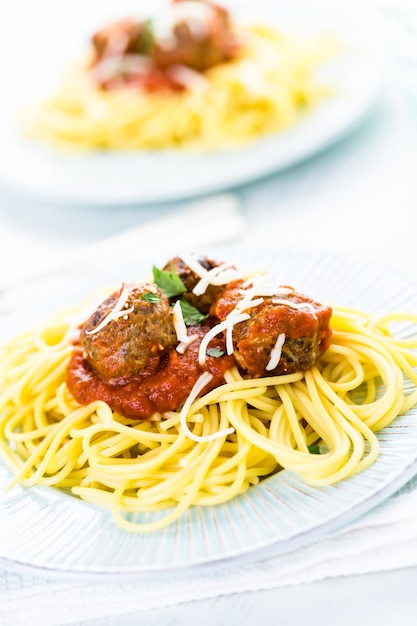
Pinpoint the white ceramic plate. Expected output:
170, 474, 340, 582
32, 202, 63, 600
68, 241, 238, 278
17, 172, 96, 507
1, 245, 417, 578
0, 0, 388, 205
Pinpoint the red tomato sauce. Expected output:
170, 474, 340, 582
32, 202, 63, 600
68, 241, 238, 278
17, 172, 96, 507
67, 322, 234, 419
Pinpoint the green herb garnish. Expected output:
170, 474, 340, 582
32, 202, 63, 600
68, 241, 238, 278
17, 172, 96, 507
307, 444, 321, 455
179, 299, 208, 325
140, 292, 160, 304
137, 19, 155, 55
206, 347, 225, 358
152, 265, 187, 298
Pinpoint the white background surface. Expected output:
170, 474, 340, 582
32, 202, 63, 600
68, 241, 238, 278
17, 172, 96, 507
1, 0, 417, 624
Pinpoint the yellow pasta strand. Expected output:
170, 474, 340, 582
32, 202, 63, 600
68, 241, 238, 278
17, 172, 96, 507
1, 306, 417, 533
22, 25, 336, 152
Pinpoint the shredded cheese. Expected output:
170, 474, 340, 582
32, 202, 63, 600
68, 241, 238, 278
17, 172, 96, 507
241, 273, 275, 295
234, 273, 276, 313
225, 320, 235, 356
179, 371, 234, 442
178, 252, 207, 277
266, 332, 286, 371
274, 286, 295, 296
172, 300, 198, 353
168, 65, 209, 93
179, 253, 242, 296
84, 285, 134, 335
197, 273, 279, 365
91, 54, 152, 85
209, 267, 241, 286
198, 313, 250, 365
153, 1, 215, 47
233, 295, 264, 314
271, 298, 318, 318
193, 263, 241, 296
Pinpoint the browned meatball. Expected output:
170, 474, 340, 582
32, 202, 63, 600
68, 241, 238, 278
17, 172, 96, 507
91, 18, 146, 63
80, 283, 177, 382
89, 18, 184, 92
211, 283, 332, 377
163, 255, 228, 314
152, 0, 241, 72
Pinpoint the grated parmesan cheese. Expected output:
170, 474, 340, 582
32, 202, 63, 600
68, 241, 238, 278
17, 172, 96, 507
266, 332, 286, 371
274, 286, 295, 296
91, 54, 152, 85
85, 285, 134, 335
172, 300, 198, 353
179, 253, 242, 296
209, 267, 241, 286
193, 263, 241, 296
153, 1, 215, 47
168, 64, 209, 93
241, 273, 275, 295
197, 273, 277, 365
179, 371, 234, 442
178, 252, 207, 277
271, 298, 317, 319
231, 274, 273, 315
198, 312, 250, 365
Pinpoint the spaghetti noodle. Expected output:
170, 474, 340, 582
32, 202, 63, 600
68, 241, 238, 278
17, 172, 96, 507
24, 21, 335, 151
1, 300, 417, 533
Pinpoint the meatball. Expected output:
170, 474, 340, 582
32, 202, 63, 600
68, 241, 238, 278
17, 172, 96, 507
91, 18, 147, 63
152, 0, 240, 72
80, 283, 177, 382
211, 283, 332, 377
163, 255, 228, 314
88, 1, 241, 92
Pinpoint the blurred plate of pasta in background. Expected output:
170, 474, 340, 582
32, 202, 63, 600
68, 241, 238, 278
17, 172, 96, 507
1, 244, 417, 577
0, 0, 388, 206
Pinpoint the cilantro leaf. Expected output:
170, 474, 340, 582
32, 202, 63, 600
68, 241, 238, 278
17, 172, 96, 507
206, 347, 225, 358
179, 299, 208, 325
140, 292, 160, 304
307, 444, 321, 455
152, 265, 187, 298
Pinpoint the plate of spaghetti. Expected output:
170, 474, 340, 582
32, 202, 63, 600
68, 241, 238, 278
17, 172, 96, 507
1, 245, 417, 577
0, 0, 387, 204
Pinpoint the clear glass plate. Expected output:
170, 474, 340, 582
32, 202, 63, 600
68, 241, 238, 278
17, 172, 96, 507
1, 245, 417, 578
0, 0, 388, 205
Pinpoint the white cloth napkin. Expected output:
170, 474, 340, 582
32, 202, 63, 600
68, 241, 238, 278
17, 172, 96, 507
2, 475, 417, 626
0, 193, 246, 290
